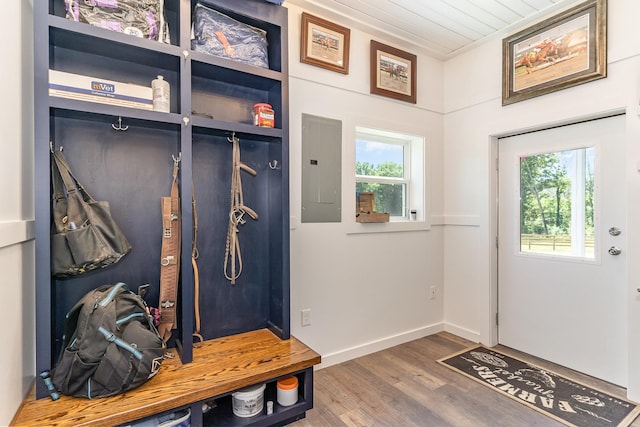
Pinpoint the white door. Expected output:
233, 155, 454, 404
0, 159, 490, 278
498, 114, 627, 386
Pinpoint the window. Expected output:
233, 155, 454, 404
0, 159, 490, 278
348, 124, 427, 233
519, 147, 595, 258
356, 133, 410, 218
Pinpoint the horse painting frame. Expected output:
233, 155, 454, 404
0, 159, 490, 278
370, 40, 417, 104
300, 12, 350, 74
502, 0, 606, 106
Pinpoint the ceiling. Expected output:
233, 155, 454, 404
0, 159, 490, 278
285, 0, 581, 59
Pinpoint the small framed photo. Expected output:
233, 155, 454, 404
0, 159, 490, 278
300, 12, 350, 74
502, 0, 607, 106
370, 40, 417, 104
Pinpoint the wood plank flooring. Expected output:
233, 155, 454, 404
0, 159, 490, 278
292, 332, 640, 427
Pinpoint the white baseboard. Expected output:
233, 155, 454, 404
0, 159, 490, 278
0, 220, 35, 249
443, 322, 481, 343
316, 322, 445, 370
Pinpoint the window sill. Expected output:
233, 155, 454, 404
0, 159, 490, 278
346, 218, 430, 234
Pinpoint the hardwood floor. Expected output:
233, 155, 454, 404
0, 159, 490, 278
291, 332, 640, 427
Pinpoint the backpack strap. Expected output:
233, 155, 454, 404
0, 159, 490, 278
157, 155, 181, 342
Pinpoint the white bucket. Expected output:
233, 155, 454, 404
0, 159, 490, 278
232, 383, 266, 417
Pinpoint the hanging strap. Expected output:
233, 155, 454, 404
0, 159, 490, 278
191, 181, 203, 343
224, 134, 257, 285
157, 155, 181, 343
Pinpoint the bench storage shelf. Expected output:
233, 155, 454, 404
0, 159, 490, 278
13, 329, 320, 426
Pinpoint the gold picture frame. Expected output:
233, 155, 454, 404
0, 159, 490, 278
370, 40, 417, 104
300, 12, 350, 74
502, 0, 607, 106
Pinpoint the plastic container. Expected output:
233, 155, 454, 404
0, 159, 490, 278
232, 383, 266, 417
276, 376, 298, 407
152, 75, 170, 112
124, 408, 190, 427
253, 103, 275, 128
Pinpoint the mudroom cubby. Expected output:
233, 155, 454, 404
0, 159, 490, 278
28, 0, 320, 424
203, 371, 314, 426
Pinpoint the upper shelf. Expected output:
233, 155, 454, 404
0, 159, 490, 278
48, 15, 182, 59
49, 98, 184, 130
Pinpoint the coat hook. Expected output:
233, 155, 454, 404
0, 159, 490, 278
268, 160, 279, 170
49, 141, 62, 153
111, 116, 128, 131
172, 152, 182, 166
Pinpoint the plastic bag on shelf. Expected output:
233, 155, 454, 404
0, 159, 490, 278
191, 3, 269, 69
65, 0, 170, 43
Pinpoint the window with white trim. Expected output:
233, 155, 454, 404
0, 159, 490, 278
354, 126, 426, 227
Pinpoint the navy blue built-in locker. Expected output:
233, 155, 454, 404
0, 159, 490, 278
34, 0, 290, 404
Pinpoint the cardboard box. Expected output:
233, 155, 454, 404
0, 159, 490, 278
49, 70, 153, 110
356, 192, 390, 223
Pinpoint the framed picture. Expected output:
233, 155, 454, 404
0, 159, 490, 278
370, 40, 417, 104
502, 0, 607, 106
300, 12, 350, 74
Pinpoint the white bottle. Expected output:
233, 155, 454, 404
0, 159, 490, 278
152, 75, 170, 112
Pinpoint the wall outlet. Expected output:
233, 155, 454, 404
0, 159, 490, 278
429, 286, 437, 300
301, 309, 312, 326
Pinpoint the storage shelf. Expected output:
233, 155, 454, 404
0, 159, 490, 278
48, 15, 182, 56
189, 51, 283, 81
191, 116, 283, 139
49, 99, 184, 129
13, 330, 320, 427
204, 387, 312, 427
33, 1, 300, 423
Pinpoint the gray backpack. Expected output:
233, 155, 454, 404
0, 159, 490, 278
51, 283, 166, 398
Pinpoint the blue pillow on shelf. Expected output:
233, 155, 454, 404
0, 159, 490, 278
191, 3, 269, 69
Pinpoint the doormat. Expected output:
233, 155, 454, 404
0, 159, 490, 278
438, 346, 640, 427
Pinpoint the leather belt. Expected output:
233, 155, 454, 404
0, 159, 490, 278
157, 155, 181, 343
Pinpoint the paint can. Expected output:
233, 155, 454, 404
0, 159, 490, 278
232, 383, 266, 417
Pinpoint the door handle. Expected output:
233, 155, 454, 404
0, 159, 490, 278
608, 246, 622, 256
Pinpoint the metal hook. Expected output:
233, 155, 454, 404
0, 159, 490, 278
49, 141, 62, 153
172, 152, 182, 167
111, 116, 128, 131
268, 160, 279, 170
227, 132, 238, 144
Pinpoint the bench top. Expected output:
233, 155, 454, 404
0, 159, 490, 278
12, 329, 321, 426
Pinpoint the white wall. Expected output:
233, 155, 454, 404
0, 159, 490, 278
442, 0, 640, 399
1, 0, 34, 424
286, 4, 446, 367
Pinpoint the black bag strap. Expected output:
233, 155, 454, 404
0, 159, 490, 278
51, 149, 99, 231
52, 150, 96, 203
50, 150, 69, 233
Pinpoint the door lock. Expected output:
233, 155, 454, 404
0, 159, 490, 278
609, 227, 622, 236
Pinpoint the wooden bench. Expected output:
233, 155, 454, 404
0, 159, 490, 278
12, 329, 321, 426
